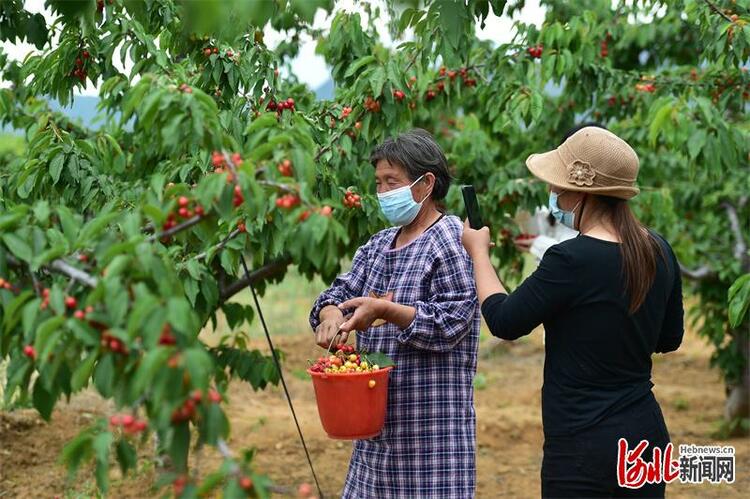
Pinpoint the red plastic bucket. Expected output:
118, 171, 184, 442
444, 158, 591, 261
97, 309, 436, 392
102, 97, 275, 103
308, 366, 394, 440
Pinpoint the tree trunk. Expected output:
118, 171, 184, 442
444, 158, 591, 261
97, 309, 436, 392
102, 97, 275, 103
724, 329, 750, 432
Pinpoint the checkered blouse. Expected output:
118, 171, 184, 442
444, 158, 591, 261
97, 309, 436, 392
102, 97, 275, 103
310, 215, 480, 498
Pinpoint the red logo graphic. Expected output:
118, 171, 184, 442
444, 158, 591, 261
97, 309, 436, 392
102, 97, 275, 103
617, 438, 680, 488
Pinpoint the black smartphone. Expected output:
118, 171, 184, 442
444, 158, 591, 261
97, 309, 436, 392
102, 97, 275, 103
461, 185, 484, 229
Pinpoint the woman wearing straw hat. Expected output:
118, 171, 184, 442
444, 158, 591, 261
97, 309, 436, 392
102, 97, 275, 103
462, 126, 684, 498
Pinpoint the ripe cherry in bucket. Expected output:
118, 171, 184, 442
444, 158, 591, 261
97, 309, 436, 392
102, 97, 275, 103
309, 345, 381, 374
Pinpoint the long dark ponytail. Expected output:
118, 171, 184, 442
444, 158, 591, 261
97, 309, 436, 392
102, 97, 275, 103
600, 196, 665, 314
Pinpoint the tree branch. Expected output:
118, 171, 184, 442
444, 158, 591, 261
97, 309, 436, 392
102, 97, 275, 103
680, 263, 716, 281
722, 200, 749, 270
702, 0, 734, 22
194, 229, 240, 261
258, 179, 298, 193
6, 254, 99, 288
219, 258, 291, 302
148, 215, 204, 242
49, 259, 99, 287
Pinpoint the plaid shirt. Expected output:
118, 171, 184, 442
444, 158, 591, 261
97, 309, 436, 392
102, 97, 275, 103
310, 215, 480, 498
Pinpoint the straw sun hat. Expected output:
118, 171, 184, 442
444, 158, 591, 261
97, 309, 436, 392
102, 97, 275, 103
526, 127, 640, 199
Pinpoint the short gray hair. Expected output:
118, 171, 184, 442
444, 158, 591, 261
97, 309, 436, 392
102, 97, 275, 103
370, 129, 452, 201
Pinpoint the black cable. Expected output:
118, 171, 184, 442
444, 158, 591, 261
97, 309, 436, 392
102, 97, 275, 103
239, 255, 325, 499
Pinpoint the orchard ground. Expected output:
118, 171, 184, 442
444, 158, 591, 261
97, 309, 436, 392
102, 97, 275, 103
1, 267, 748, 498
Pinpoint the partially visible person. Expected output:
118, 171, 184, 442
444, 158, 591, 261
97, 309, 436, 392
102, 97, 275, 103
513, 207, 578, 260
463, 126, 684, 498
309, 129, 480, 498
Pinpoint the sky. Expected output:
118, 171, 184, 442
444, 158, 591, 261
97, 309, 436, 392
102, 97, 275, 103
2, 0, 543, 95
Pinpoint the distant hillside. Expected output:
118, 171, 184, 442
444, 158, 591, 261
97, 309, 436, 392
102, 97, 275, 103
48, 95, 102, 128
315, 78, 334, 100
3, 78, 335, 134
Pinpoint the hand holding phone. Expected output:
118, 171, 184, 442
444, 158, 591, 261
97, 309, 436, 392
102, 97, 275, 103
461, 185, 484, 230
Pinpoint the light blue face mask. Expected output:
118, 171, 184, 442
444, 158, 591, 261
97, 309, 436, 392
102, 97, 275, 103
377, 175, 430, 226
549, 191, 581, 230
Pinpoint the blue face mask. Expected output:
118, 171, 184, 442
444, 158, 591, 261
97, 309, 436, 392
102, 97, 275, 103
377, 175, 430, 226
549, 191, 581, 230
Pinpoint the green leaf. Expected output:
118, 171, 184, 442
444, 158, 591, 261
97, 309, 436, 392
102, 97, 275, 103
71, 352, 99, 392
132, 347, 171, 397
32, 380, 56, 421
78, 212, 119, 246
56, 206, 79, 246
3, 233, 33, 262
169, 420, 191, 471
222, 303, 245, 329
115, 439, 138, 476
49, 153, 65, 184
34, 316, 66, 365
687, 129, 707, 160
361, 352, 395, 368
93, 355, 115, 397
184, 348, 213, 391
167, 297, 198, 336
728, 274, 750, 328
61, 428, 94, 478
93, 431, 113, 492
369, 66, 386, 97
649, 102, 673, 146
201, 402, 229, 445
3, 290, 34, 333
344, 55, 376, 79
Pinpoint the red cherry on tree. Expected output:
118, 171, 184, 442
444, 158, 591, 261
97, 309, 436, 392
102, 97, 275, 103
239, 477, 253, 490
208, 389, 222, 403
65, 296, 77, 309
23, 345, 36, 359
178, 196, 189, 207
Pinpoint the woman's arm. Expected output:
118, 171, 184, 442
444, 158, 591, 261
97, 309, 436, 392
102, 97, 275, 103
462, 221, 577, 340
309, 239, 374, 346
394, 233, 478, 352
655, 246, 684, 353
469, 249, 507, 305
460, 221, 506, 304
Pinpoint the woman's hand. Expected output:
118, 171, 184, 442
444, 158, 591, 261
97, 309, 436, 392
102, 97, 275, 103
461, 219, 493, 258
338, 297, 385, 333
315, 306, 347, 349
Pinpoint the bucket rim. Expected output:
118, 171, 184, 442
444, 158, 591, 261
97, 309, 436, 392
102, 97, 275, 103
307, 365, 394, 378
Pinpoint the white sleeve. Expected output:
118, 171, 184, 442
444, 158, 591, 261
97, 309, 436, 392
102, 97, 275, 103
529, 235, 558, 260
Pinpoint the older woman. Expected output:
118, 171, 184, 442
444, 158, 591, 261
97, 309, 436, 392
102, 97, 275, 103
309, 129, 480, 498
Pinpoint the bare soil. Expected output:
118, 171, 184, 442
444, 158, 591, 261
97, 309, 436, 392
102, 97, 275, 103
1, 328, 748, 498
